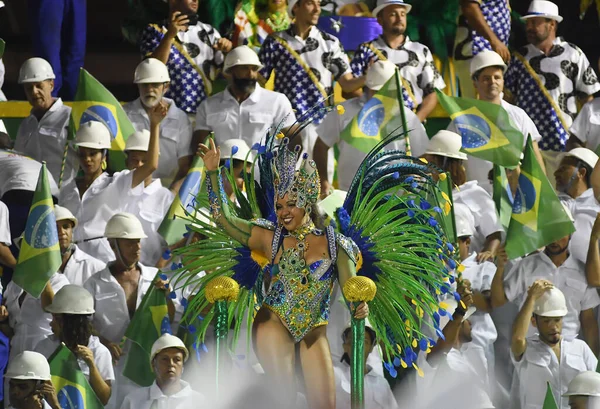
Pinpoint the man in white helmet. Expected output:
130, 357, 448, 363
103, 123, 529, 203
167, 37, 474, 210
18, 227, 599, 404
54, 205, 106, 287
504, 1, 599, 170
122, 130, 174, 266
447, 50, 545, 189
83, 212, 174, 409
564, 371, 600, 409
492, 204, 600, 355
120, 334, 204, 409
140, 0, 232, 115
194, 45, 296, 149
313, 60, 428, 194
350, 0, 446, 121
6, 351, 60, 409
14, 57, 78, 188
124, 58, 193, 189
511, 282, 597, 409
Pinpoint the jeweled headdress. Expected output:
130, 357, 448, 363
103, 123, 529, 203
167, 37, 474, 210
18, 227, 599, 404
271, 138, 320, 210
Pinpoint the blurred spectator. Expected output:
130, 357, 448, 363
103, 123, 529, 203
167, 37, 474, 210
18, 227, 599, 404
350, 0, 446, 121
140, 0, 233, 115
313, 60, 427, 192
29, 0, 86, 100
53, 205, 105, 287
563, 371, 600, 409
0, 201, 16, 272
15, 58, 78, 189
510, 283, 597, 408
194, 46, 296, 148
5, 352, 60, 409
232, 0, 291, 51
569, 97, 600, 152
124, 58, 193, 189
218, 139, 254, 200
453, 0, 511, 98
504, 0, 600, 184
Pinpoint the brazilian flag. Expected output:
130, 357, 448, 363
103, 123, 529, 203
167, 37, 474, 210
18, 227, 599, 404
12, 163, 61, 298
542, 383, 559, 409
69, 69, 136, 171
122, 275, 171, 386
492, 165, 514, 231
505, 136, 575, 259
158, 155, 206, 245
339, 71, 406, 154
435, 90, 522, 167
49, 344, 104, 409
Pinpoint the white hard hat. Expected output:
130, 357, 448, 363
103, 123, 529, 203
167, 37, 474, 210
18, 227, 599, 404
424, 130, 468, 160
559, 147, 599, 169
75, 121, 112, 150
373, 0, 412, 17
54, 205, 78, 227
454, 203, 475, 238
439, 298, 477, 329
18, 57, 55, 84
288, 0, 299, 16
46, 285, 95, 315
125, 130, 150, 152
104, 212, 148, 239
224, 46, 263, 73
220, 139, 255, 162
150, 334, 189, 366
533, 287, 568, 317
522, 0, 563, 23
470, 50, 508, 76
564, 371, 600, 397
6, 351, 51, 381
134, 58, 170, 84
365, 60, 396, 91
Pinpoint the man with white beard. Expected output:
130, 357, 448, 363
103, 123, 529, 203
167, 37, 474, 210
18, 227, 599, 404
124, 58, 193, 190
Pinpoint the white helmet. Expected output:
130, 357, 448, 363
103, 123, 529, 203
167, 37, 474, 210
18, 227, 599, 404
365, 60, 396, 91
125, 130, 150, 152
533, 287, 568, 317
288, 0, 299, 16
470, 50, 507, 77
224, 46, 263, 73
18, 57, 55, 84
54, 205, 78, 227
220, 139, 255, 162
105, 213, 147, 239
6, 352, 51, 381
564, 371, 600, 397
150, 334, 189, 366
559, 147, 599, 169
454, 202, 475, 238
134, 58, 170, 84
424, 130, 468, 160
75, 121, 112, 150
46, 285, 95, 315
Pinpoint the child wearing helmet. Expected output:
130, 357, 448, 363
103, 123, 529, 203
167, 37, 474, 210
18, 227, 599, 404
6, 351, 60, 409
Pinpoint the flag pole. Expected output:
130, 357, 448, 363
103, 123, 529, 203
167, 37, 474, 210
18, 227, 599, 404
394, 70, 411, 156
58, 141, 69, 188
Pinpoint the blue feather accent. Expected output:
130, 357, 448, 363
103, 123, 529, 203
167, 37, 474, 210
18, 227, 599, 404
232, 247, 263, 290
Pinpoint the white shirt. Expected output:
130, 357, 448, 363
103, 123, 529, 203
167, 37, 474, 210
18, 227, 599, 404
569, 188, 600, 265
14, 99, 78, 187
195, 85, 296, 147
59, 170, 144, 263
0, 149, 59, 198
316, 95, 428, 191
510, 338, 597, 409
0, 201, 10, 246
570, 98, 600, 152
453, 181, 504, 253
120, 380, 204, 409
124, 179, 173, 266
504, 252, 600, 339
61, 244, 106, 287
4, 272, 69, 360
448, 100, 542, 186
333, 362, 397, 409
123, 98, 193, 181
83, 264, 157, 344
35, 334, 115, 381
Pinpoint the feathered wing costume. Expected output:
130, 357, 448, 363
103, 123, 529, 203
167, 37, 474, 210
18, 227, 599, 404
173, 108, 460, 375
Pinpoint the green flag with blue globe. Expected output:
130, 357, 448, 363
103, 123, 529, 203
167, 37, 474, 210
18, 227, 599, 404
13, 163, 61, 298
